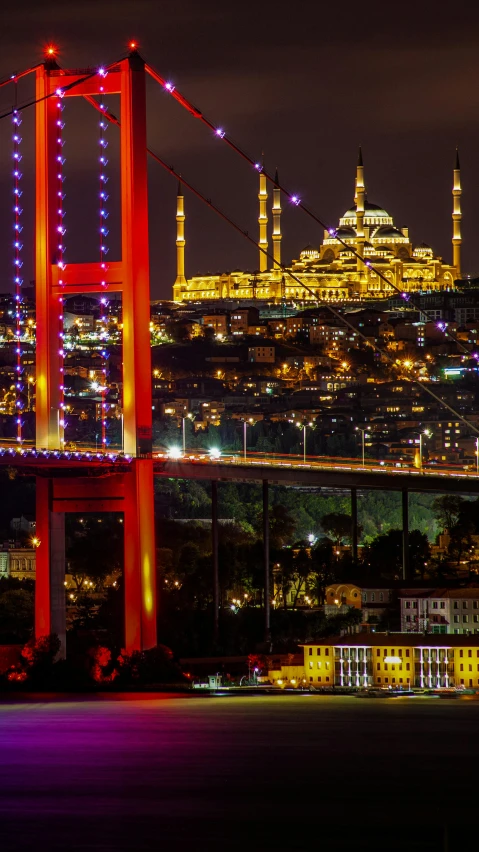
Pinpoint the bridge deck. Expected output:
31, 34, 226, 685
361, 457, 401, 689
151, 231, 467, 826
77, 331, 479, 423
1, 447, 477, 493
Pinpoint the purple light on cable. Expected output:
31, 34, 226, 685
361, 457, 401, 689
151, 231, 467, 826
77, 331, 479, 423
290, 195, 300, 206
215, 128, 225, 139
164, 82, 175, 92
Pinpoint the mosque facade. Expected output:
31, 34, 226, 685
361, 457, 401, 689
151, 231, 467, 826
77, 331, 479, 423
172, 151, 461, 304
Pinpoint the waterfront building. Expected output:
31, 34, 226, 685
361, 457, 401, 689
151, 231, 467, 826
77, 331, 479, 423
267, 633, 479, 689
173, 152, 461, 304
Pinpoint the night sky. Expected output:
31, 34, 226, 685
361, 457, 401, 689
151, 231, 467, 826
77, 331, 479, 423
1, 0, 479, 299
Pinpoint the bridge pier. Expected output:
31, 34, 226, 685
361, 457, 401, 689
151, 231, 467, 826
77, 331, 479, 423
35, 465, 157, 656
35, 478, 66, 657
351, 487, 358, 563
211, 480, 219, 644
263, 479, 271, 647
402, 489, 410, 581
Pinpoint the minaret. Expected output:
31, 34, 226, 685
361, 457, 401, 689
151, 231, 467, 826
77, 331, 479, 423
355, 147, 365, 273
175, 180, 186, 287
272, 169, 282, 273
258, 165, 268, 272
452, 148, 462, 278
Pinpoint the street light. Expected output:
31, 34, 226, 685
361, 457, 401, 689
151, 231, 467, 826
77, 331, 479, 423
355, 426, 368, 467
411, 429, 432, 472
298, 421, 314, 463
243, 417, 254, 461
182, 412, 194, 454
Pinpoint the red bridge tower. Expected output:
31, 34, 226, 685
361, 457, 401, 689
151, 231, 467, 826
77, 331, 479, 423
34, 50, 156, 654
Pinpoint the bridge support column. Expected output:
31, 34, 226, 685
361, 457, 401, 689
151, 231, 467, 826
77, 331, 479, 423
124, 460, 157, 652
263, 479, 271, 647
402, 489, 409, 582
211, 480, 219, 644
351, 487, 358, 563
35, 477, 66, 657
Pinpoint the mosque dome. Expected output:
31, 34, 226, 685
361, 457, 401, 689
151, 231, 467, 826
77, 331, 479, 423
342, 201, 390, 220
372, 226, 406, 239
334, 227, 356, 239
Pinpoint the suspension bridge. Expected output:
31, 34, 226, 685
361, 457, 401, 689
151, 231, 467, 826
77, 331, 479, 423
1, 44, 479, 656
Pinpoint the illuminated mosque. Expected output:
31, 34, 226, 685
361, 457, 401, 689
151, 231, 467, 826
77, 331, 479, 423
172, 150, 461, 304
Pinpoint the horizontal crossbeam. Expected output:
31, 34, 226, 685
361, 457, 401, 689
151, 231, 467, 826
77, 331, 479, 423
52, 261, 123, 293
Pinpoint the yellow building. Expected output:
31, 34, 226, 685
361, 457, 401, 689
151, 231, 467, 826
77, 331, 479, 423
173, 151, 461, 304
267, 632, 479, 689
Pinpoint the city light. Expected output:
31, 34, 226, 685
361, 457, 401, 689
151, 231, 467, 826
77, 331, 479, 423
168, 447, 183, 460
209, 448, 221, 459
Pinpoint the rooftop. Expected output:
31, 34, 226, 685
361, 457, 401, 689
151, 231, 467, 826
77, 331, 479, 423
302, 632, 479, 648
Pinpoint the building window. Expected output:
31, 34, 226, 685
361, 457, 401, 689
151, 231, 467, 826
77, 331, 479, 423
406, 616, 411, 622
377, 678, 381, 683
468, 650, 472, 657
325, 649, 329, 656
432, 602, 438, 609
460, 664, 464, 671
454, 602, 459, 609
412, 602, 417, 609
405, 601, 411, 609
385, 678, 388, 684
376, 649, 380, 657
405, 649, 410, 657
440, 602, 445, 609
379, 593, 384, 602
463, 602, 468, 609
362, 593, 367, 602
371, 593, 375, 602
474, 602, 479, 610
460, 650, 464, 657
377, 663, 380, 670
309, 662, 313, 669
317, 648, 321, 655
406, 663, 410, 671
309, 648, 312, 656
454, 615, 460, 623
463, 616, 469, 623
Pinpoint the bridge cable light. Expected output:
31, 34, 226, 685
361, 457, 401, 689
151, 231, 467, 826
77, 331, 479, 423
142, 61, 473, 363
56, 90, 66, 446
85, 88, 479, 441
98, 89, 110, 451
12, 97, 24, 443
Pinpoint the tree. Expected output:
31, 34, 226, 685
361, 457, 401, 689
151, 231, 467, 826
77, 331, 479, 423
365, 529, 430, 580
66, 514, 123, 591
0, 588, 34, 642
269, 504, 296, 548
320, 512, 359, 547
432, 496, 465, 533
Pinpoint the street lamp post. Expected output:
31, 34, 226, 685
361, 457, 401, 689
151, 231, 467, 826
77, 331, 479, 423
298, 421, 314, 463
182, 413, 193, 455
356, 427, 367, 467
412, 429, 432, 473
243, 418, 253, 461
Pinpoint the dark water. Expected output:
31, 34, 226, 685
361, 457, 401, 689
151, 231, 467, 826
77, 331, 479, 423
0, 694, 476, 851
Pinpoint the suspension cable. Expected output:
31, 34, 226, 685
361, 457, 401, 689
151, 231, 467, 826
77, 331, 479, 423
83, 94, 479, 438
144, 59, 475, 362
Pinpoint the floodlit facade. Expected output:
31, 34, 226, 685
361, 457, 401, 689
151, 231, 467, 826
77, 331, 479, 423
268, 633, 479, 689
173, 151, 461, 304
